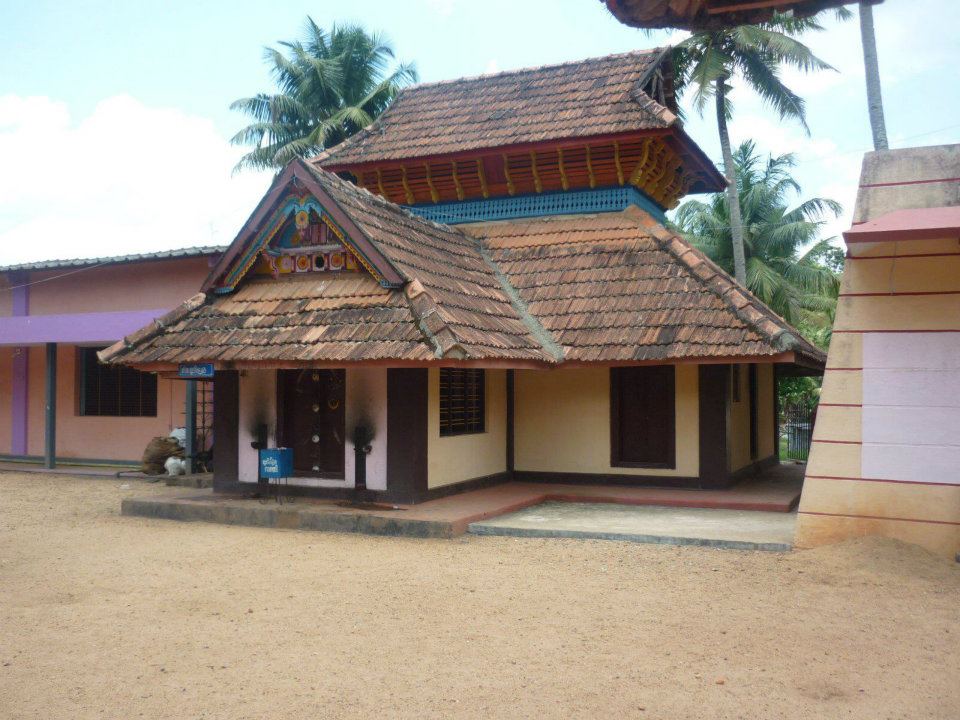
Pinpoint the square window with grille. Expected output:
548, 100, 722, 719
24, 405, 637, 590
78, 347, 157, 417
439, 368, 485, 436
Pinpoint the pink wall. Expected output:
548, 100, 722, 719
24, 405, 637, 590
0, 349, 12, 452
25, 257, 211, 316
2, 255, 215, 462
21, 344, 188, 462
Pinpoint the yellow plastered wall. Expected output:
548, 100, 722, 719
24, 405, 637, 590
796, 237, 960, 558
757, 363, 775, 460
514, 365, 699, 477
729, 364, 776, 472
729, 365, 751, 472
427, 368, 507, 488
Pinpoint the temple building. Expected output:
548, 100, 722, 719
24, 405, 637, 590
101, 49, 824, 503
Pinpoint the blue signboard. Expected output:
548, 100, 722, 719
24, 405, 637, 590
259, 448, 294, 479
178, 363, 215, 379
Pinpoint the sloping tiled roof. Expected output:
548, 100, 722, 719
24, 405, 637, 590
104, 275, 433, 365
316, 49, 674, 166
101, 165, 824, 369
470, 208, 824, 364
304, 164, 551, 361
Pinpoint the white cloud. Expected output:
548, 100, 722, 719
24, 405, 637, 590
424, 0, 456, 18
0, 94, 270, 266
484, 59, 500, 74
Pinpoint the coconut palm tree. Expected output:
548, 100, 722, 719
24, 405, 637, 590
674, 140, 841, 329
672, 15, 834, 286
231, 19, 417, 172
858, 1, 888, 150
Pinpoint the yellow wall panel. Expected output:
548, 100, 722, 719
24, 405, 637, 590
818, 370, 861, 406
833, 295, 960, 331
795, 512, 960, 557
514, 365, 699, 477
843, 255, 960, 294
800, 477, 960, 524
824, 334, 862, 369
427, 368, 507, 488
811, 406, 861, 443
804, 441, 860, 480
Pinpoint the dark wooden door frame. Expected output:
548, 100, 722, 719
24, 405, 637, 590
277, 368, 346, 479
609, 365, 677, 470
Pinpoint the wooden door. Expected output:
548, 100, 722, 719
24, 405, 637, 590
610, 365, 676, 469
278, 369, 345, 478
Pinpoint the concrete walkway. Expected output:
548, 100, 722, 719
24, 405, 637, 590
469, 501, 796, 551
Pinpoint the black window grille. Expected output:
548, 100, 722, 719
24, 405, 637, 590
79, 347, 157, 417
439, 368, 485, 436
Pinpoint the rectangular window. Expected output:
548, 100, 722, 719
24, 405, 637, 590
611, 365, 676, 468
439, 368, 485, 436
78, 347, 157, 417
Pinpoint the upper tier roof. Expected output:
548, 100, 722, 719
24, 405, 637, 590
602, 0, 877, 31
316, 49, 677, 167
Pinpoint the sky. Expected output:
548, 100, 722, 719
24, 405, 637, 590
1, 0, 958, 266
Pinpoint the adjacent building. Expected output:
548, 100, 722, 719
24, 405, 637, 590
796, 144, 960, 557
101, 50, 823, 502
0, 248, 222, 467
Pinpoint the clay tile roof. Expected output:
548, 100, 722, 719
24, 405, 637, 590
316, 49, 674, 166
468, 207, 825, 365
102, 163, 824, 370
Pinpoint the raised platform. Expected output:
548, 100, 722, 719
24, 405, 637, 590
121, 464, 804, 539
469, 502, 796, 551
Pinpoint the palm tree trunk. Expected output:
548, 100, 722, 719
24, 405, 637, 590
715, 77, 747, 286
859, 1, 888, 151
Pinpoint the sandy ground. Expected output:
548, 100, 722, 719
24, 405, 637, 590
1, 472, 958, 720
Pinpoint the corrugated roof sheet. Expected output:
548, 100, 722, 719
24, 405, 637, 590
316, 49, 674, 166
0, 245, 225, 273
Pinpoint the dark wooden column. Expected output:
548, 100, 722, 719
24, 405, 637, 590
43, 342, 57, 469
212, 370, 239, 489
506, 369, 515, 474
184, 380, 197, 474
698, 364, 730, 488
386, 368, 428, 503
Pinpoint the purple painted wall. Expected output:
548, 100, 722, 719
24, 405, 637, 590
0, 309, 169, 346
11, 274, 28, 455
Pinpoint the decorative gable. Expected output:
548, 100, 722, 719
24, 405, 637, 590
208, 161, 407, 295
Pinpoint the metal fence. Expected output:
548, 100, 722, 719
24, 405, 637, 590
780, 403, 815, 462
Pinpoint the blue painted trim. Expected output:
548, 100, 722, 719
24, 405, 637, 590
404, 187, 668, 225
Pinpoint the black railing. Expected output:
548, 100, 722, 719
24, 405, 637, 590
780, 403, 815, 462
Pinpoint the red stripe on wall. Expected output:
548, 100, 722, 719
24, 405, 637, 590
806, 474, 960, 488
846, 252, 960, 260
799, 510, 960, 527
859, 176, 960, 188
818, 403, 861, 407
832, 329, 960, 334
839, 290, 960, 297
812, 439, 861, 445
825, 367, 863, 371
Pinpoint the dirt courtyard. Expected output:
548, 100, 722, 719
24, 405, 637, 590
1, 472, 958, 719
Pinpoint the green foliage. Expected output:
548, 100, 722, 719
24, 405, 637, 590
672, 12, 835, 131
674, 140, 842, 343
778, 375, 821, 410
231, 19, 417, 172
